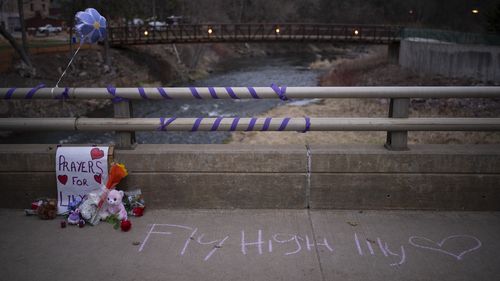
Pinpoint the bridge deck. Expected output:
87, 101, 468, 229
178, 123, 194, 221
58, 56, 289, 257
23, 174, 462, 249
108, 24, 401, 46
1, 209, 497, 281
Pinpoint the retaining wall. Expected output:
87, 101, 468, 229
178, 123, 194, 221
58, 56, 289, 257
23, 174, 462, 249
1, 144, 499, 210
399, 39, 500, 83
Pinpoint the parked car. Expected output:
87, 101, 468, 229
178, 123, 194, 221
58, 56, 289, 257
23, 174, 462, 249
129, 18, 144, 26
148, 21, 167, 31
37, 24, 62, 34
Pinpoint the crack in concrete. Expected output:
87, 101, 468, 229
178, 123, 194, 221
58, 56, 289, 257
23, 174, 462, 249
307, 209, 326, 281
305, 143, 312, 208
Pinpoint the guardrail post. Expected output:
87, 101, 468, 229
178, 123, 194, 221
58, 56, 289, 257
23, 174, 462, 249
385, 98, 409, 151
114, 101, 136, 149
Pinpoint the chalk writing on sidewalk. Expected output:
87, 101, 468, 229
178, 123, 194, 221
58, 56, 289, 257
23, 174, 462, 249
138, 224, 481, 266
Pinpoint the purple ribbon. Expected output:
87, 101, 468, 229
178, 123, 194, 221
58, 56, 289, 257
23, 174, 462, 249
247, 87, 260, 99
208, 87, 218, 99
54, 87, 70, 100
107, 85, 128, 103
302, 117, 311, 133
157, 87, 172, 99
271, 83, 288, 101
278, 118, 291, 131
4, 88, 16, 100
157, 117, 177, 131
192, 117, 203, 131
189, 87, 202, 99
230, 117, 240, 131
211, 117, 223, 131
25, 84, 45, 99
138, 87, 148, 99
225, 87, 239, 99
261, 117, 272, 131
246, 118, 257, 131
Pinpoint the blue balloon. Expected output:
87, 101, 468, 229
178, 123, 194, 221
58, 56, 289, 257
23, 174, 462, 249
75, 8, 107, 44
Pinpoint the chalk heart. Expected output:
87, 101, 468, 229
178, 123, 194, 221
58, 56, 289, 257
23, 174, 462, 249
90, 148, 104, 160
409, 235, 482, 260
94, 174, 102, 184
57, 175, 68, 185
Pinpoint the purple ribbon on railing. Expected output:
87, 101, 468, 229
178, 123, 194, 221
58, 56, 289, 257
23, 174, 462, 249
246, 118, 257, 131
208, 87, 218, 99
302, 117, 311, 133
25, 84, 45, 99
278, 118, 291, 131
211, 117, 223, 131
54, 87, 70, 100
138, 87, 148, 100
192, 117, 203, 131
225, 87, 239, 99
4, 87, 16, 100
247, 87, 260, 99
157, 87, 172, 99
156, 117, 312, 132
230, 117, 240, 131
271, 83, 288, 101
107, 85, 128, 103
189, 87, 203, 99
261, 117, 272, 131
157, 117, 177, 131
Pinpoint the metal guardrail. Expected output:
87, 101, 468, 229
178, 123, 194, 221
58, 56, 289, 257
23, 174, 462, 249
108, 23, 402, 45
1, 86, 499, 150
1, 117, 499, 131
2, 86, 499, 99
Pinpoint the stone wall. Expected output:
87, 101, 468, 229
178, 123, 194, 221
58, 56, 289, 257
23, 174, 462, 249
399, 39, 500, 83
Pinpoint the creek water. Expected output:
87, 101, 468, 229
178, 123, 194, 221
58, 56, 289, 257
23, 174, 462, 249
2, 54, 325, 144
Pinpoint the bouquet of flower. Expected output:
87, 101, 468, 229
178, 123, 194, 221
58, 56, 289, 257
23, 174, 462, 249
89, 162, 128, 225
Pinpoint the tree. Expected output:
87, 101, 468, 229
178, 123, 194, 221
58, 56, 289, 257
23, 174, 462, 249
0, 0, 32, 68
0, 24, 32, 67
17, 0, 29, 55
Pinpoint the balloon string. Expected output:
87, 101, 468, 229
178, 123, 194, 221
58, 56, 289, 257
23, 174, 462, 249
51, 41, 83, 98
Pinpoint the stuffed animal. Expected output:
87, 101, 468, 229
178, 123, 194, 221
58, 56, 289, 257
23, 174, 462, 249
100, 190, 127, 221
79, 191, 101, 221
37, 198, 57, 220
67, 209, 81, 225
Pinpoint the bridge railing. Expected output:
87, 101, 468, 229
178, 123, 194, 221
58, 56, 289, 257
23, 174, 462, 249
1, 86, 499, 150
108, 23, 402, 45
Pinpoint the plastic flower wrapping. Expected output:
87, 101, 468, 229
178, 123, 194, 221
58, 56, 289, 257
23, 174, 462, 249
75, 8, 107, 44
88, 162, 128, 225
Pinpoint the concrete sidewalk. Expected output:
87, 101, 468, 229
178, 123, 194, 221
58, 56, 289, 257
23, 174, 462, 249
0, 209, 499, 281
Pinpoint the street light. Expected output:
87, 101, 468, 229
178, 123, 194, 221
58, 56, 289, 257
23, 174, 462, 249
275, 27, 280, 34
354, 29, 359, 36
144, 30, 149, 36
208, 27, 213, 34
472, 9, 479, 14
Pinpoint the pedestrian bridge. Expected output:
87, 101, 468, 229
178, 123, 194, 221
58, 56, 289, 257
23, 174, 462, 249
108, 23, 401, 46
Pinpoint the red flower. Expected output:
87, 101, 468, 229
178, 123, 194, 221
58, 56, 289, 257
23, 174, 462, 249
121, 220, 132, 232
132, 207, 144, 217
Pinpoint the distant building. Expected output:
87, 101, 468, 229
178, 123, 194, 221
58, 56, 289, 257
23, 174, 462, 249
23, 0, 50, 19
1, 0, 63, 32
0, 0, 20, 33
23, 0, 63, 29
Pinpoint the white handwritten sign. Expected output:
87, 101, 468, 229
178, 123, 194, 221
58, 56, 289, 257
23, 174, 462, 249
56, 146, 109, 214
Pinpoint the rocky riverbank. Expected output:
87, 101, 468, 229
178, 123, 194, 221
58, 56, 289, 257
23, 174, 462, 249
230, 45, 500, 145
